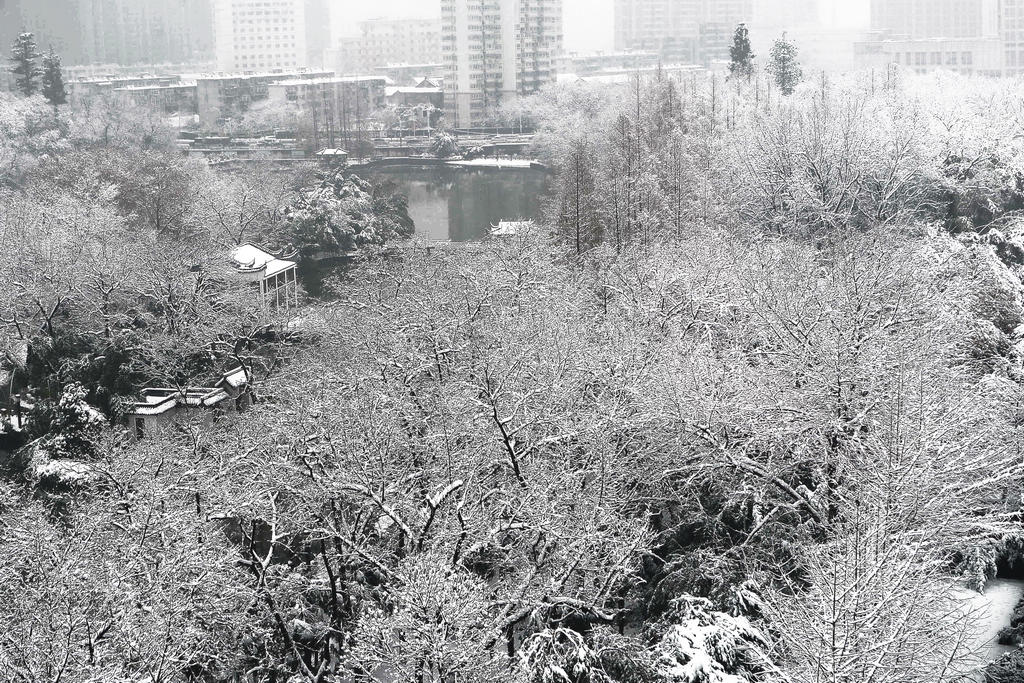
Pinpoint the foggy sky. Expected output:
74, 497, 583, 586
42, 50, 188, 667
330, 0, 870, 53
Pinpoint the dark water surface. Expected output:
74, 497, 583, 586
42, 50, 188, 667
369, 164, 551, 241
299, 164, 551, 295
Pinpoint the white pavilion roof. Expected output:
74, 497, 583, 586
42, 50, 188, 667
231, 243, 296, 278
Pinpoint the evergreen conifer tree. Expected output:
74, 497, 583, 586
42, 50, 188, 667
41, 49, 67, 106
9, 32, 41, 97
767, 33, 802, 96
728, 23, 755, 82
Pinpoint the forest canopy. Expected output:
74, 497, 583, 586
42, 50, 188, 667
3, 69, 1024, 683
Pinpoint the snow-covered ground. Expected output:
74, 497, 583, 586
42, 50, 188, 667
962, 578, 1024, 662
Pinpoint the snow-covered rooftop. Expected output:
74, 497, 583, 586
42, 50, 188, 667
271, 75, 391, 87
491, 220, 534, 237
130, 384, 233, 416
113, 82, 197, 92
132, 390, 184, 416
231, 243, 296, 278
386, 86, 442, 96
220, 366, 249, 389
195, 70, 334, 82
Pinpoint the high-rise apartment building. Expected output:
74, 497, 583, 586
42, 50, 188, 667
701, 0, 754, 64
327, 18, 442, 75
213, 0, 307, 72
1004, 0, 1024, 72
613, 0, 752, 66
1, 0, 214, 68
304, 0, 331, 69
749, 0, 863, 72
1, 0, 85, 65
751, 0, 818, 32
77, 0, 214, 66
870, 0, 999, 39
442, 0, 563, 127
613, 0, 700, 62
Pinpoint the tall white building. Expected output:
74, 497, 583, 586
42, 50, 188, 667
749, 0, 862, 72
869, 0, 1000, 39
999, 0, 1024, 73
612, 0, 754, 66
327, 18, 442, 75
751, 0, 818, 36
613, 0, 699, 60
442, 0, 563, 127
213, 0, 306, 72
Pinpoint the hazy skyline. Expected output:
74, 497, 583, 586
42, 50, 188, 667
332, 0, 870, 53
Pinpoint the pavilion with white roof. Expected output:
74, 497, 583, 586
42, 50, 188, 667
231, 243, 299, 312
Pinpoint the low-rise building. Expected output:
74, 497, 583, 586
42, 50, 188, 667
385, 85, 443, 111
180, 140, 308, 162
196, 69, 333, 128
125, 366, 251, 440
854, 33, 1004, 75
375, 63, 445, 86
315, 148, 349, 166
558, 50, 661, 77
68, 73, 186, 101
266, 75, 388, 139
862, 0, 1020, 75
557, 62, 704, 85
383, 85, 444, 132
326, 18, 442, 76
113, 82, 199, 114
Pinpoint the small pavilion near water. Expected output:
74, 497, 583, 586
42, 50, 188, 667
231, 243, 300, 312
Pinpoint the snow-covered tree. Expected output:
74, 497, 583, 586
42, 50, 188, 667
350, 556, 507, 682
521, 628, 611, 683
655, 597, 778, 683
728, 24, 755, 82
430, 129, 461, 158
28, 382, 106, 461
767, 35, 802, 96
283, 170, 413, 256
40, 49, 67, 106
9, 32, 41, 97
